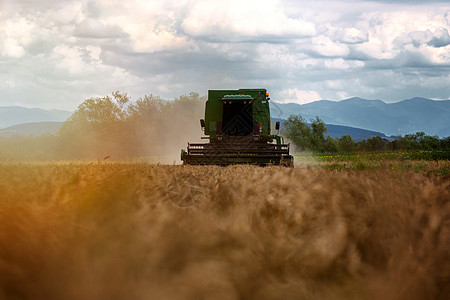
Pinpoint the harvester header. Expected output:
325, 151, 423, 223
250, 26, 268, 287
181, 89, 293, 166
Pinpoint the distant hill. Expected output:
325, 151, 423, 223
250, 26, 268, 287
1, 119, 387, 141
0, 122, 63, 137
272, 118, 388, 142
0, 106, 72, 128
2, 98, 449, 138
271, 97, 450, 137
325, 124, 389, 141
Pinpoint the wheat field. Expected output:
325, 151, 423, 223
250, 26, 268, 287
0, 163, 449, 300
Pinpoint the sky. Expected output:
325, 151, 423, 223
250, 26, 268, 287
0, 0, 449, 110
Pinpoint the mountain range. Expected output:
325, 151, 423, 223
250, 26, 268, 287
1, 97, 449, 138
0, 120, 388, 142
271, 117, 388, 141
0, 106, 72, 128
271, 97, 450, 137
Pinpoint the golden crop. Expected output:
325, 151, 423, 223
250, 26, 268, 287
0, 163, 449, 300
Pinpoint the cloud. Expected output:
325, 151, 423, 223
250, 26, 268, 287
74, 18, 127, 39
182, 0, 316, 42
104, 15, 192, 53
330, 27, 369, 44
365, 0, 449, 3
0, 16, 35, 57
50, 1, 84, 25
324, 58, 365, 69
276, 89, 321, 105
393, 28, 450, 49
353, 8, 450, 62
53, 45, 86, 73
427, 28, 450, 47
0, 0, 449, 110
311, 36, 349, 57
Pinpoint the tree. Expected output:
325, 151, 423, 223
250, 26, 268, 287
440, 137, 450, 149
127, 92, 205, 156
58, 92, 133, 159
397, 132, 425, 150
359, 136, 386, 151
281, 115, 312, 151
282, 115, 329, 152
419, 135, 440, 150
59, 91, 130, 136
339, 135, 356, 152
128, 94, 166, 122
324, 136, 339, 152
310, 116, 327, 152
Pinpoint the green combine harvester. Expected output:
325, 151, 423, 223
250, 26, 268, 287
181, 89, 293, 166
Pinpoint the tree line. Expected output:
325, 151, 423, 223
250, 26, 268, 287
1, 94, 449, 161
281, 115, 450, 153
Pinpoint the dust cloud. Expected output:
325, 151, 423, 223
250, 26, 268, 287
0, 93, 206, 163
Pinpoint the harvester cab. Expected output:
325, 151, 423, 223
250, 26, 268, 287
181, 89, 293, 166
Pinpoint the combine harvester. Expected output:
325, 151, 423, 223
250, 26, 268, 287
181, 89, 293, 166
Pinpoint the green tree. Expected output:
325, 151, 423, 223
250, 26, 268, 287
310, 116, 327, 152
397, 132, 425, 150
419, 135, 440, 150
440, 137, 450, 149
281, 115, 312, 151
282, 115, 329, 152
324, 135, 339, 152
339, 135, 356, 152
359, 136, 386, 151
